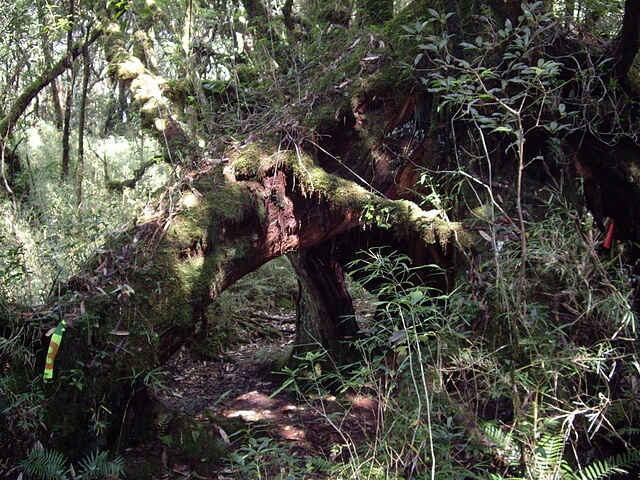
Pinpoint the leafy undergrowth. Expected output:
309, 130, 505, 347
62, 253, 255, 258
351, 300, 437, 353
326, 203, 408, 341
126, 308, 378, 480
123, 228, 640, 480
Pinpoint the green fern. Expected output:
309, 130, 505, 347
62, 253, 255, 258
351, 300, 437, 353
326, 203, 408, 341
306, 455, 334, 472
532, 431, 566, 480
481, 423, 520, 466
615, 426, 640, 437
76, 450, 125, 480
19, 446, 68, 480
564, 452, 640, 480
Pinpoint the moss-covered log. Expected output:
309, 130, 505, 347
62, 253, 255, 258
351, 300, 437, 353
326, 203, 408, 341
7, 0, 640, 469
37, 134, 461, 453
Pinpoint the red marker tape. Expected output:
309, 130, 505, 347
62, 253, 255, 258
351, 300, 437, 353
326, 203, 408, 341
603, 220, 615, 249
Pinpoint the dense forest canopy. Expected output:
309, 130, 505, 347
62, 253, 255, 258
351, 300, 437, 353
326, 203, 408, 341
2, 0, 640, 478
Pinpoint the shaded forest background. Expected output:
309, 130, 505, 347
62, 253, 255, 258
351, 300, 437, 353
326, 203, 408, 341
2, 0, 640, 478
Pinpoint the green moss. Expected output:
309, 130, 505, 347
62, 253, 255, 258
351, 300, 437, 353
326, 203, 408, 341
363, 64, 413, 93
165, 414, 229, 471
117, 57, 146, 80
208, 183, 253, 223
306, 103, 348, 135
230, 144, 276, 180
122, 177, 260, 338
234, 148, 372, 210
169, 175, 251, 244
228, 144, 464, 248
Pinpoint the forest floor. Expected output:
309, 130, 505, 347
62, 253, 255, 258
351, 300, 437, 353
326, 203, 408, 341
125, 309, 377, 479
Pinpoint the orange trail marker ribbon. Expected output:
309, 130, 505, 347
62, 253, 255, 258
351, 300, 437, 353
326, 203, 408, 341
43, 320, 66, 382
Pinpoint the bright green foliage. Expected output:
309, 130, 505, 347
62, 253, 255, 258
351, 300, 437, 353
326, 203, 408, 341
19, 446, 68, 480
0, 0, 39, 106
488, 437, 640, 480
19, 445, 125, 480
272, 200, 640, 477
565, 452, 640, 480
0, 125, 169, 303
230, 435, 318, 479
1, 0, 639, 477
76, 450, 126, 480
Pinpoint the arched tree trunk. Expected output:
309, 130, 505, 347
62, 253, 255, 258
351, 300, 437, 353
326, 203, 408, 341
41, 140, 456, 453
6, 0, 640, 464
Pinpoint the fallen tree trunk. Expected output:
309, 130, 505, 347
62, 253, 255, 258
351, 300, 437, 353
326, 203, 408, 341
6, 0, 640, 465
36, 137, 460, 454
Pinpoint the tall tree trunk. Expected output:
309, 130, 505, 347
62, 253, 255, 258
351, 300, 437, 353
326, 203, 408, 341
51, 79, 65, 130
1, 142, 14, 197
0, 138, 26, 198
182, 0, 194, 58
76, 40, 91, 206
61, 0, 76, 180
614, 0, 640, 81
61, 69, 75, 179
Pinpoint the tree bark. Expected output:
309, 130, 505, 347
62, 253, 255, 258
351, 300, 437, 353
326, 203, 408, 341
102, 21, 194, 164
61, 0, 76, 180
290, 244, 360, 367
614, 0, 640, 80
61, 68, 75, 180
76, 40, 91, 205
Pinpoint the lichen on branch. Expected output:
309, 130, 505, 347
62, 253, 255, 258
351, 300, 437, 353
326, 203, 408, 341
103, 22, 194, 163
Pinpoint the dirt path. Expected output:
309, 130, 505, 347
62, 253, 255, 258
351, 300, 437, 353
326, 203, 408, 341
138, 310, 377, 479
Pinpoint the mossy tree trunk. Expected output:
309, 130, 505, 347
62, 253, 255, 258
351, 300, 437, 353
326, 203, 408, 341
31, 7, 464, 452
41, 134, 457, 453
361, 0, 394, 24
6, 0, 640, 464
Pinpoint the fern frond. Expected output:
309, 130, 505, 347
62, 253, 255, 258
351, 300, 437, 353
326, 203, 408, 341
533, 431, 565, 480
77, 450, 125, 479
481, 423, 520, 465
306, 455, 334, 472
615, 426, 640, 437
571, 452, 640, 480
19, 447, 68, 480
